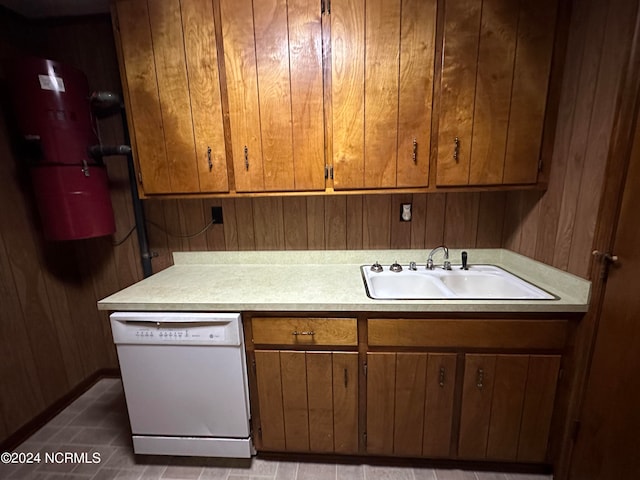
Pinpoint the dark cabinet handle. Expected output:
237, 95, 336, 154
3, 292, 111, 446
476, 368, 484, 389
453, 137, 460, 162
412, 138, 418, 164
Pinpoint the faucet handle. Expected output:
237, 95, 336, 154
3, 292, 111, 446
443, 260, 451, 270
461, 251, 468, 270
390, 261, 403, 272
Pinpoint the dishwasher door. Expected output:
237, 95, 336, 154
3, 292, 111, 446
110, 312, 251, 455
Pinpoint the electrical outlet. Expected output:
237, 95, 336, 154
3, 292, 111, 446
211, 206, 223, 224
400, 203, 412, 222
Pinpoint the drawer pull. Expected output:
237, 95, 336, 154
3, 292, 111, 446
476, 368, 484, 389
292, 331, 315, 336
439, 366, 446, 387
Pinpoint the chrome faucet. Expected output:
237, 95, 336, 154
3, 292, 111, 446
427, 245, 451, 270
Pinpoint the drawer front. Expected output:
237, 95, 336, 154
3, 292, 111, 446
252, 317, 357, 346
368, 319, 568, 350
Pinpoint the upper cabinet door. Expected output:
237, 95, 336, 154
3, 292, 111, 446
331, 0, 436, 189
115, 0, 228, 194
437, 0, 558, 186
181, 0, 229, 193
220, 0, 325, 192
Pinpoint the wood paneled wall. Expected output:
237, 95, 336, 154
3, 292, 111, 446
0, 12, 142, 444
502, 0, 638, 279
144, 192, 509, 271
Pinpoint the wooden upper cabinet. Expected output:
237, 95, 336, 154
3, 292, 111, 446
115, 0, 228, 194
331, 0, 436, 189
220, 0, 325, 192
437, 0, 558, 186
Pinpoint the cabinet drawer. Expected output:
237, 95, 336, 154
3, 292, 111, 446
252, 318, 357, 346
368, 319, 567, 350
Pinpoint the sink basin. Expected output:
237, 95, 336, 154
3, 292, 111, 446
361, 264, 554, 300
367, 272, 454, 299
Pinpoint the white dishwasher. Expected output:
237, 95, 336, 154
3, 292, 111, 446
110, 312, 253, 458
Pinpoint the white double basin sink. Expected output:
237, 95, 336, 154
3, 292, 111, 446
361, 264, 555, 300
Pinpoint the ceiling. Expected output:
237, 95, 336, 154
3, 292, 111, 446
0, 0, 109, 18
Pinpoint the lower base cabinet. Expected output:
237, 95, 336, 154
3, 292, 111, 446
366, 352, 457, 457
249, 316, 567, 466
254, 350, 358, 453
365, 353, 561, 462
459, 354, 561, 462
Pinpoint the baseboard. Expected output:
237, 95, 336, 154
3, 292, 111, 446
0, 368, 120, 452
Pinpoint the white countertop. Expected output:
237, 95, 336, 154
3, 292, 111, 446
97, 249, 590, 313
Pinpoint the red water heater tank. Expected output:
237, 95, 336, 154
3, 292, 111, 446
6, 57, 115, 241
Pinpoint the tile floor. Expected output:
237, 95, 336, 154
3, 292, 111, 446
0, 378, 553, 480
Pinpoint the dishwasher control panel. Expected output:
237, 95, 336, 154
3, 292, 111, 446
132, 325, 226, 341
110, 312, 242, 346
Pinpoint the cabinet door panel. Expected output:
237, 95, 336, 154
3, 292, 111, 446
517, 355, 560, 462
147, 0, 199, 193
486, 355, 528, 460
181, 0, 228, 192
331, 0, 366, 189
364, 0, 401, 188
306, 352, 334, 452
423, 353, 457, 457
334, 0, 436, 189
459, 354, 560, 461
256, 350, 359, 454
280, 351, 310, 451
393, 353, 427, 456
458, 354, 496, 458
468, 0, 519, 185
397, 0, 436, 187
289, 0, 325, 190
220, 0, 265, 192
253, 0, 295, 191
254, 351, 286, 450
366, 352, 396, 454
436, 0, 482, 186
438, 0, 556, 187
367, 352, 458, 458
333, 352, 359, 454
503, 0, 557, 184
116, 0, 170, 194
